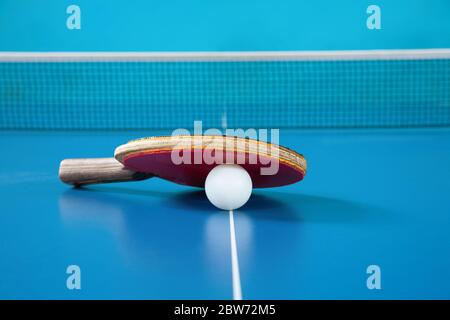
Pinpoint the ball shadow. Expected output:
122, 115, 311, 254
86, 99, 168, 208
62, 185, 387, 224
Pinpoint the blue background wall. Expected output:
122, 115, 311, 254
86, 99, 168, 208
0, 0, 450, 51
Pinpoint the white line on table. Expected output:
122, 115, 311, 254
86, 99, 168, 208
229, 210, 243, 300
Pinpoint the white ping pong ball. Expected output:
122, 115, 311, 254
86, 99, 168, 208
205, 164, 253, 211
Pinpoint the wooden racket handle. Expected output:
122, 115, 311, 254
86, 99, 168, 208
59, 157, 152, 186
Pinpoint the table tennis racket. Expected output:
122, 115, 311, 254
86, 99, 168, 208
59, 135, 307, 188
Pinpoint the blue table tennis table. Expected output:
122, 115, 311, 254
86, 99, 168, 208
1, 127, 450, 299
1, 0, 450, 300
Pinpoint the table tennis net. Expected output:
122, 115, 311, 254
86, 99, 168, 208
0, 50, 449, 130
